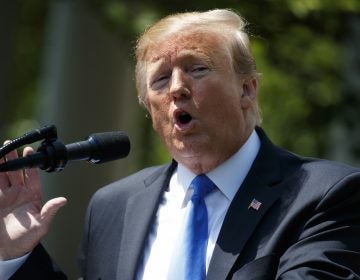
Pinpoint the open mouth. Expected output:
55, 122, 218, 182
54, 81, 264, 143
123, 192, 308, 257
175, 110, 193, 126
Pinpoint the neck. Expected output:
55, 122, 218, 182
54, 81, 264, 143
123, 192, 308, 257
178, 128, 255, 174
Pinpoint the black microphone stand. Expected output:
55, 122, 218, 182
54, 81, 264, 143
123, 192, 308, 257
0, 125, 68, 172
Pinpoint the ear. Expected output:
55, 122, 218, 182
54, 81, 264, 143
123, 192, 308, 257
240, 78, 258, 109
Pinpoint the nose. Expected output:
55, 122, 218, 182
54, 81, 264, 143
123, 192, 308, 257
169, 69, 191, 100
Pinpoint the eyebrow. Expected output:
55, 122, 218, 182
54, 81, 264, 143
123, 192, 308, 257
149, 49, 214, 67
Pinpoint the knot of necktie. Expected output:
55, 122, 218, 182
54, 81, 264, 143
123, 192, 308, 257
191, 174, 216, 203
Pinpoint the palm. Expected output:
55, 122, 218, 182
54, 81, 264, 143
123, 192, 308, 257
1, 185, 40, 252
0, 147, 66, 260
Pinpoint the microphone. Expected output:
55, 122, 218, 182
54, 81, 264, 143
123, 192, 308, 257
0, 125, 57, 158
0, 131, 130, 172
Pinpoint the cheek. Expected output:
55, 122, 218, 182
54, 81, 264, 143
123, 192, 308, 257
199, 82, 242, 112
199, 88, 243, 129
148, 95, 171, 127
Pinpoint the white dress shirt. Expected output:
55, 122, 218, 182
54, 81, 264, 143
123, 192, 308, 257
0, 252, 30, 280
0, 130, 260, 280
139, 130, 260, 279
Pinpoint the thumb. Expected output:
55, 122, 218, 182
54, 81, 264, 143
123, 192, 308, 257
40, 197, 67, 226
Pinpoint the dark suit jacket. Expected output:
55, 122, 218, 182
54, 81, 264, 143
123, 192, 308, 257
11, 128, 360, 279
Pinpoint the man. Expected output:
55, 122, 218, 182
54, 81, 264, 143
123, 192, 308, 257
1, 9, 360, 280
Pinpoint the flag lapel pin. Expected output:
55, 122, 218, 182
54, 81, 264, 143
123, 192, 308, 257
248, 198, 262, 211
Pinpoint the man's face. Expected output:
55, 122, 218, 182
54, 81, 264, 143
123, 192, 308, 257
144, 30, 257, 173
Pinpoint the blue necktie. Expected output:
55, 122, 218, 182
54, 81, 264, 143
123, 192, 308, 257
184, 174, 216, 280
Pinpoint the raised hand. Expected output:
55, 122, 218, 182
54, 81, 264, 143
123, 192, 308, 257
0, 145, 67, 260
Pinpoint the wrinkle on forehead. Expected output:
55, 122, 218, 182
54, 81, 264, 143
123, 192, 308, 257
145, 30, 227, 64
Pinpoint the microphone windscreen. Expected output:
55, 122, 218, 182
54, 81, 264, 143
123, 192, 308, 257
88, 131, 130, 163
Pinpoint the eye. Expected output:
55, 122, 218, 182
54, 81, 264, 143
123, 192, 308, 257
189, 65, 209, 78
151, 74, 170, 90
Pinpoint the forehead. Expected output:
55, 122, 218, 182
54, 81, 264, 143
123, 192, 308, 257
145, 30, 228, 64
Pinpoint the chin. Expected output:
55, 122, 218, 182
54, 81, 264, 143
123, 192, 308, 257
170, 139, 199, 156
172, 148, 207, 170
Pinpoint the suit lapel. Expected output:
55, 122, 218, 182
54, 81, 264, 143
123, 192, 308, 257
115, 128, 286, 279
207, 128, 284, 280
116, 162, 176, 279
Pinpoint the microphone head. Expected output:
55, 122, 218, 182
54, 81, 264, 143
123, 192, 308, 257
88, 131, 130, 164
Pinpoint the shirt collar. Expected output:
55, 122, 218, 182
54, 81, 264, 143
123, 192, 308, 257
176, 129, 261, 202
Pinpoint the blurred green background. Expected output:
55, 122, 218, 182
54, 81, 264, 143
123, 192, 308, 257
1, 0, 360, 278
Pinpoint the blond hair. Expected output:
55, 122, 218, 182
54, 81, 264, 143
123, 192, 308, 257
135, 9, 261, 124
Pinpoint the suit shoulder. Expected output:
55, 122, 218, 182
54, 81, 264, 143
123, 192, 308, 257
273, 142, 360, 177
281, 153, 360, 201
301, 156, 360, 179
272, 145, 360, 198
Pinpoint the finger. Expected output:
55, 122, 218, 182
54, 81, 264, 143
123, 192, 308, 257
5, 148, 25, 186
0, 156, 10, 190
23, 146, 35, 157
23, 147, 40, 190
40, 197, 67, 226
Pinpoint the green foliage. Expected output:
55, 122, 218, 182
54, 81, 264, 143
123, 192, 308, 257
10, 0, 360, 166
253, 20, 343, 156
3, 0, 49, 139
88, 0, 360, 165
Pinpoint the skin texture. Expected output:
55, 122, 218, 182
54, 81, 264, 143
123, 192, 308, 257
144, 30, 258, 174
0, 28, 258, 262
0, 146, 66, 260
